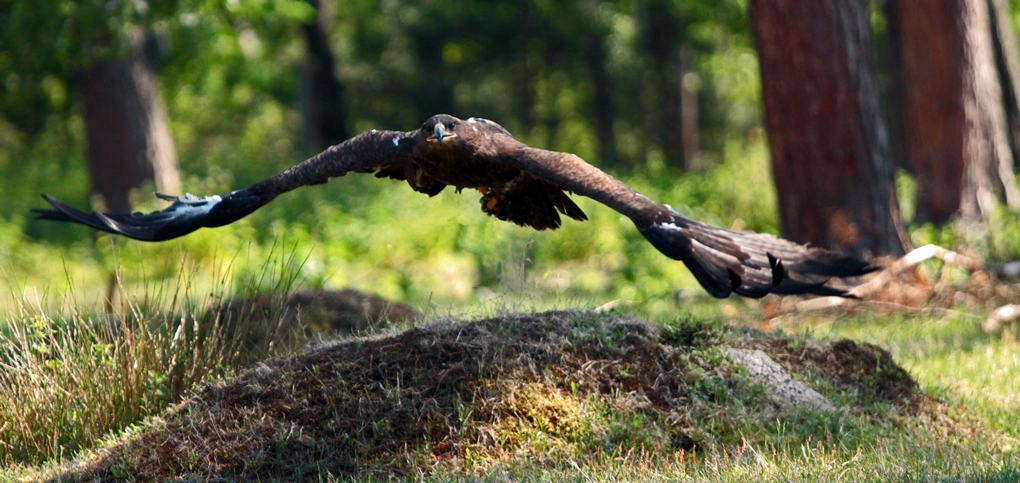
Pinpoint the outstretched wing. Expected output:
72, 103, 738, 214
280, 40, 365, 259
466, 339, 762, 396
35, 129, 420, 241
491, 143, 875, 298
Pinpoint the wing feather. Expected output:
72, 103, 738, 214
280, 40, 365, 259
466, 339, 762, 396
490, 144, 876, 298
35, 129, 419, 241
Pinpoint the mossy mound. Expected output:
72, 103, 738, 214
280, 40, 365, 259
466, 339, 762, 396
61, 310, 920, 481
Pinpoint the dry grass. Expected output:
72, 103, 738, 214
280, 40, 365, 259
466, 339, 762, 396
47, 310, 931, 481
0, 285, 417, 468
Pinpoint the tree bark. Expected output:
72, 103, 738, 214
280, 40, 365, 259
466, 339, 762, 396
988, 0, 1020, 170
961, 0, 1020, 219
750, 0, 906, 257
300, 0, 348, 152
886, 0, 967, 223
641, 0, 699, 170
79, 29, 179, 214
887, 0, 1019, 224
585, 32, 619, 167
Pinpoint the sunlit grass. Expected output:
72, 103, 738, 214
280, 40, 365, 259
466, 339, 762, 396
765, 309, 1020, 449
0, 247, 307, 466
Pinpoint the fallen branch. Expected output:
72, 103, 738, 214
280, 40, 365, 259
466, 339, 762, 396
791, 298, 960, 317
792, 244, 982, 313
983, 304, 1020, 332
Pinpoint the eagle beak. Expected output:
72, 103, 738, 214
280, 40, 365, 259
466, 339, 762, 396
427, 123, 457, 144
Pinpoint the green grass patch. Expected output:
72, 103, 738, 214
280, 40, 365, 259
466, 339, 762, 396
0, 248, 313, 466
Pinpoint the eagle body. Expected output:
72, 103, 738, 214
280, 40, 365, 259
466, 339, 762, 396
36, 114, 876, 298
357, 116, 588, 230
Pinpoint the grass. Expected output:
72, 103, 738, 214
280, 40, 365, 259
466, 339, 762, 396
2, 296, 1015, 482
769, 309, 1020, 446
3, 211, 1020, 480
0, 245, 313, 467
10, 310, 925, 479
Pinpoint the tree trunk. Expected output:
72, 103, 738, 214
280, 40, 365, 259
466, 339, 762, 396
750, 0, 906, 257
641, 0, 699, 170
988, 0, 1020, 171
887, 0, 1019, 224
962, 0, 1020, 219
679, 45, 701, 170
885, 0, 967, 223
79, 29, 179, 214
299, 0, 348, 152
585, 32, 619, 167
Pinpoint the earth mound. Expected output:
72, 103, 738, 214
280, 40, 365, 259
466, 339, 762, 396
63, 310, 919, 481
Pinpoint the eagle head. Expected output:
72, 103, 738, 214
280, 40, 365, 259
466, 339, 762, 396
424, 114, 462, 145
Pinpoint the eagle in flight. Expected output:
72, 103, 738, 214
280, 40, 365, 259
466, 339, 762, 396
36, 114, 874, 298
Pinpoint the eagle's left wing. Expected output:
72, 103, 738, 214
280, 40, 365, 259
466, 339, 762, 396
494, 143, 875, 298
35, 129, 420, 241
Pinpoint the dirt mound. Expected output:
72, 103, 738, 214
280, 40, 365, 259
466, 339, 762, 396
63, 311, 920, 481
216, 288, 419, 337
732, 336, 917, 405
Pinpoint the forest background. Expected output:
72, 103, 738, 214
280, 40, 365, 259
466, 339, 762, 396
2, 0, 1020, 315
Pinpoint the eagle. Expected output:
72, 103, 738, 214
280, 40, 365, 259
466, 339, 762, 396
35, 114, 874, 298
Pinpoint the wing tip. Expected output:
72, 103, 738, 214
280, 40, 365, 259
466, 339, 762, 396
641, 211, 876, 299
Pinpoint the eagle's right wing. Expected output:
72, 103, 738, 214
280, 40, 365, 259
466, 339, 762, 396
493, 143, 875, 298
35, 129, 420, 241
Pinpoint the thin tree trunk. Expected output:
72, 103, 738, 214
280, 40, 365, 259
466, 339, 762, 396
585, 32, 619, 167
641, 0, 697, 169
300, 0, 348, 152
750, 0, 906, 257
679, 45, 701, 170
79, 29, 179, 214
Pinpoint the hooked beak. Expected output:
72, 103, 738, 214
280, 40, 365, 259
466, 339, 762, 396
427, 123, 457, 144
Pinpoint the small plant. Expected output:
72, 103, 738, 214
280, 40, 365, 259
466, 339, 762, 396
661, 311, 721, 347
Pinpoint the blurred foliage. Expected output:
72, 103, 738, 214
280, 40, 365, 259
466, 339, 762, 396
1, 0, 759, 178
2, 0, 1019, 311
0, 0, 770, 308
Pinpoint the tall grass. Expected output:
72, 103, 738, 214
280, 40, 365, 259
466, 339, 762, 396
0, 242, 308, 465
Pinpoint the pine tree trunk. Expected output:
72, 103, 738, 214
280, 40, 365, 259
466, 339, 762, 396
885, 0, 967, 223
750, 0, 906, 257
300, 0, 348, 152
679, 45, 701, 170
888, 0, 1019, 224
79, 29, 179, 214
989, 0, 1020, 169
961, 0, 1020, 219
